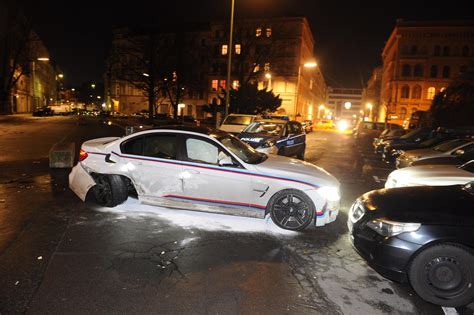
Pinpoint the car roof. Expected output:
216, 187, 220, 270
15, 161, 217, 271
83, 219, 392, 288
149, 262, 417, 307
151, 125, 228, 137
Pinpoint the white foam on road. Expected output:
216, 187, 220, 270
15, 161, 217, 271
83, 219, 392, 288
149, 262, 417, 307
96, 198, 298, 236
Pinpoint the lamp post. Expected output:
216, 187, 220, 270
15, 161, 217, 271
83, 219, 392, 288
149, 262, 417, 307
294, 61, 317, 120
224, 0, 235, 122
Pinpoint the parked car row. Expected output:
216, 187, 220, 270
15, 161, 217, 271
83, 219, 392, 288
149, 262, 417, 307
350, 123, 474, 307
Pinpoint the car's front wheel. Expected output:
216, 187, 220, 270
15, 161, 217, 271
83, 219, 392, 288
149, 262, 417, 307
408, 243, 474, 307
92, 174, 128, 207
268, 189, 315, 231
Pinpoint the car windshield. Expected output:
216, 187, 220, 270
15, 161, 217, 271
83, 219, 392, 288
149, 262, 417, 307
400, 129, 423, 139
223, 115, 253, 126
459, 160, 474, 173
433, 139, 469, 152
243, 121, 285, 135
218, 134, 266, 164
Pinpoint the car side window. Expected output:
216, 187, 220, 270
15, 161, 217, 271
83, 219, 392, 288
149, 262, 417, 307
292, 123, 303, 134
121, 137, 143, 155
142, 134, 177, 159
185, 137, 229, 165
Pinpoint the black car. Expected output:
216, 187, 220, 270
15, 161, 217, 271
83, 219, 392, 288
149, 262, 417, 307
348, 183, 474, 307
32, 107, 54, 116
238, 119, 306, 159
383, 128, 474, 164
411, 148, 474, 167
381, 128, 433, 163
373, 129, 408, 154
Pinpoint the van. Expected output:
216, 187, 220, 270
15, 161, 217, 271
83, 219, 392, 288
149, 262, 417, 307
220, 114, 259, 134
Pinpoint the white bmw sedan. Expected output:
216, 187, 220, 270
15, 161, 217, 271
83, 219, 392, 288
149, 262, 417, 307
386, 160, 474, 188
69, 126, 340, 231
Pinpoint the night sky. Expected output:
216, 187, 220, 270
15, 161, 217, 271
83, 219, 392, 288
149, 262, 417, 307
22, 0, 473, 88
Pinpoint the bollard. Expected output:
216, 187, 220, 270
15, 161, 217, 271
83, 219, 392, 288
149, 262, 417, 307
49, 142, 75, 168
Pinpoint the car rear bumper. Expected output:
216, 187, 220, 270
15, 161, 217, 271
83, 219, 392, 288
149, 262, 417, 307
68, 163, 96, 201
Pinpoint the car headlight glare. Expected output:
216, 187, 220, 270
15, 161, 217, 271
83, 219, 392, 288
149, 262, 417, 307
366, 219, 420, 237
318, 186, 340, 202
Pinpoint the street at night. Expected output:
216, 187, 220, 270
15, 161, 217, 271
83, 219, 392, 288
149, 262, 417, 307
0, 116, 472, 314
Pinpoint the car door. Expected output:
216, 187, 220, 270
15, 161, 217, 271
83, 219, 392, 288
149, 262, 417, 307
120, 133, 183, 206
177, 135, 257, 217
283, 122, 305, 156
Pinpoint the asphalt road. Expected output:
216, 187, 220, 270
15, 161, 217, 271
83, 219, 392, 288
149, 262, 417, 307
0, 116, 472, 314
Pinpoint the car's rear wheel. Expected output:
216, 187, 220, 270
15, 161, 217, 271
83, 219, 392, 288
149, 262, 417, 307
92, 174, 128, 207
268, 189, 315, 231
408, 243, 474, 307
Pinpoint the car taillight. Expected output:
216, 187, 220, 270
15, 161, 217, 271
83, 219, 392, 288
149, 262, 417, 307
79, 149, 88, 161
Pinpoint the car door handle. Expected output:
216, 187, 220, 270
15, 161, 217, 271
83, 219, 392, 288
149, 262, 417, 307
184, 169, 200, 174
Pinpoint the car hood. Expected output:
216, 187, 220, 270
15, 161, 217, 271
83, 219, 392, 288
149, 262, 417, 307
253, 154, 339, 189
389, 164, 474, 186
411, 156, 461, 166
359, 185, 474, 225
403, 148, 440, 159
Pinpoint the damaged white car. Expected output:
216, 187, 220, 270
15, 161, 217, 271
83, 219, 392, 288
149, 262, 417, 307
69, 126, 340, 231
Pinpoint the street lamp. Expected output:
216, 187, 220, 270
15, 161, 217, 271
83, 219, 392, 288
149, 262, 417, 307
294, 61, 317, 120
344, 102, 352, 110
224, 0, 235, 122
265, 72, 272, 90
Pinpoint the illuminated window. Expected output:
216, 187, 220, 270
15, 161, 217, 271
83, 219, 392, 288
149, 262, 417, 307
440, 87, 446, 92
264, 62, 270, 71
256, 28, 262, 37
401, 85, 410, 99
220, 80, 226, 89
412, 85, 421, 99
400, 107, 407, 120
232, 80, 239, 89
258, 81, 264, 90
266, 27, 272, 37
253, 64, 260, 72
235, 44, 241, 54
427, 87, 436, 100
221, 45, 228, 55
211, 80, 218, 91
309, 79, 313, 90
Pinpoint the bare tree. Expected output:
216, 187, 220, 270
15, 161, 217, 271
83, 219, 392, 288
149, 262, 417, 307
0, 1, 34, 113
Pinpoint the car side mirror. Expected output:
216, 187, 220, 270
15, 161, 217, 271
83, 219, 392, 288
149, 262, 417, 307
218, 155, 235, 167
454, 149, 464, 156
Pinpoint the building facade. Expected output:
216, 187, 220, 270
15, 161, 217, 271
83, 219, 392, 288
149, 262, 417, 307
106, 17, 327, 121
380, 20, 474, 126
362, 66, 383, 122
326, 87, 363, 124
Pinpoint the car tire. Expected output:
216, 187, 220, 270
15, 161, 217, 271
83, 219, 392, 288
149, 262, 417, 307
92, 174, 128, 207
408, 243, 474, 307
277, 147, 286, 156
268, 189, 315, 231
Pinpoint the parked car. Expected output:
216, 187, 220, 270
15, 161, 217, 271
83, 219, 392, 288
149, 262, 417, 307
381, 128, 433, 163
220, 114, 259, 134
69, 126, 341, 231
383, 128, 474, 164
396, 139, 474, 168
150, 113, 178, 126
353, 121, 402, 142
348, 182, 474, 307
32, 107, 54, 116
411, 149, 474, 167
238, 119, 306, 159
373, 129, 408, 154
301, 120, 313, 133
180, 115, 198, 125
385, 160, 474, 188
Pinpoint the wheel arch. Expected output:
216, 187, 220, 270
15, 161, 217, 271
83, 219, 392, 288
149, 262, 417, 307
264, 188, 316, 216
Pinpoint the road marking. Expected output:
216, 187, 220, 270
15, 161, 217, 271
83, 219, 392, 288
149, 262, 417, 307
442, 307, 458, 315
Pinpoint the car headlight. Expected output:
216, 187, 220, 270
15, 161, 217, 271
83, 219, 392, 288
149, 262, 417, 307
366, 219, 420, 237
318, 186, 340, 202
260, 140, 275, 148
348, 201, 365, 224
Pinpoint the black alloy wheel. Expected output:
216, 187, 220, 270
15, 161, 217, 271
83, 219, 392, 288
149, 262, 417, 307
269, 189, 315, 231
408, 244, 474, 307
92, 174, 128, 207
